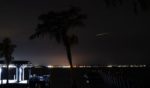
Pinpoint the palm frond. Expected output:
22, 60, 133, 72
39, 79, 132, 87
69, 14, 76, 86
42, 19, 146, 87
54, 32, 62, 43
30, 6, 86, 67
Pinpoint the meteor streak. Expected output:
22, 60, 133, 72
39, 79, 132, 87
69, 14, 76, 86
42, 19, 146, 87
96, 33, 109, 38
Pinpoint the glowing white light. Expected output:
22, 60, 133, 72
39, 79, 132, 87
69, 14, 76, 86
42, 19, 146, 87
73, 65, 77, 68
22, 65, 28, 68
0, 80, 17, 84
0, 68, 2, 73
0, 68, 2, 84
19, 68, 22, 81
117, 65, 128, 67
47, 65, 54, 68
107, 65, 113, 68
19, 80, 27, 84
143, 65, 146, 67
129, 65, 146, 68
79, 66, 84, 68
62, 65, 71, 68
0, 80, 27, 84
2, 64, 16, 68
86, 80, 90, 84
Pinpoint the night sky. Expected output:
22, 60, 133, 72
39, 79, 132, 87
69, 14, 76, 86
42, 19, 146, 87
0, 0, 150, 65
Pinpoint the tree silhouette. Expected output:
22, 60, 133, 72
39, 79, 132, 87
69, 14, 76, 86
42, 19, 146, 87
104, 0, 150, 14
0, 38, 16, 84
30, 6, 87, 68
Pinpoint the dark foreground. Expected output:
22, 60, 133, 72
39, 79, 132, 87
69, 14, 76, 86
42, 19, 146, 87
0, 67, 150, 88
0, 84, 27, 88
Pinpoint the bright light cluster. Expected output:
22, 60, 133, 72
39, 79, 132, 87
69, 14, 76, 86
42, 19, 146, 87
47, 65, 71, 68
2, 64, 16, 68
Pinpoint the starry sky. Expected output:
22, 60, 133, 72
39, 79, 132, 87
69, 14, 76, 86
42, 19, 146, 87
0, 0, 150, 65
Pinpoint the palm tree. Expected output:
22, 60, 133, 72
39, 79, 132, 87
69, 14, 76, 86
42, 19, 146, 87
104, 0, 150, 14
0, 38, 16, 84
30, 6, 87, 68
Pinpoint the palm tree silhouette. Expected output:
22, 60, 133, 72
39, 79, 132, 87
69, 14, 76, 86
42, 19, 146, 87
0, 38, 16, 84
30, 6, 87, 68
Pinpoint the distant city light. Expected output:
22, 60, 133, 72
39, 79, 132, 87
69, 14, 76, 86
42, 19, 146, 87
47, 65, 71, 68
107, 65, 113, 68
47, 65, 54, 68
106, 65, 147, 68
61, 65, 71, 68
46, 65, 147, 68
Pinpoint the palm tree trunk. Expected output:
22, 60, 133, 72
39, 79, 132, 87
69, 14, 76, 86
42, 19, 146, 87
65, 44, 75, 88
65, 44, 73, 68
62, 35, 74, 88
65, 42, 78, 88
62, 34, 73, 68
